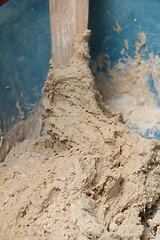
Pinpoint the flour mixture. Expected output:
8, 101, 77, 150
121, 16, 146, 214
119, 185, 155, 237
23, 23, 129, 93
0, 30, 160, 240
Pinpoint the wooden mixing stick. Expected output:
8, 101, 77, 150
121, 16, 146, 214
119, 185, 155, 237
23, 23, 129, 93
49, 0, 89, 66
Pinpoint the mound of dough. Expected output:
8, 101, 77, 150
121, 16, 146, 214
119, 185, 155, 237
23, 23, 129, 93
0, 31, 160, 240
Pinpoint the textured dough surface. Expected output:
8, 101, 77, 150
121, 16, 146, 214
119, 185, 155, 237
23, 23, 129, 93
0, 31, 160, 240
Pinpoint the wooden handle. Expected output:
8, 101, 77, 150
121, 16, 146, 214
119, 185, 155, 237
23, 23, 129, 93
0, 0, 10, 7
49, 0, 89, 66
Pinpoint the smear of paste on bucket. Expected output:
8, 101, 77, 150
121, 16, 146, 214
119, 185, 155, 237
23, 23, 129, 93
94, 32, 160, 139
0, 31, 160, 240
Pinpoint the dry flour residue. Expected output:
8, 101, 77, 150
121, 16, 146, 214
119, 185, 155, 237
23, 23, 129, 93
94, 32, 160, 139
0, 31, 160, 240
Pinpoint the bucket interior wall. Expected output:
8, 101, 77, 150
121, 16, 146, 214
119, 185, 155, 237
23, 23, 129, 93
89, 0, 160, 65
0, 0, 51, 133
89, 0, 160, 140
